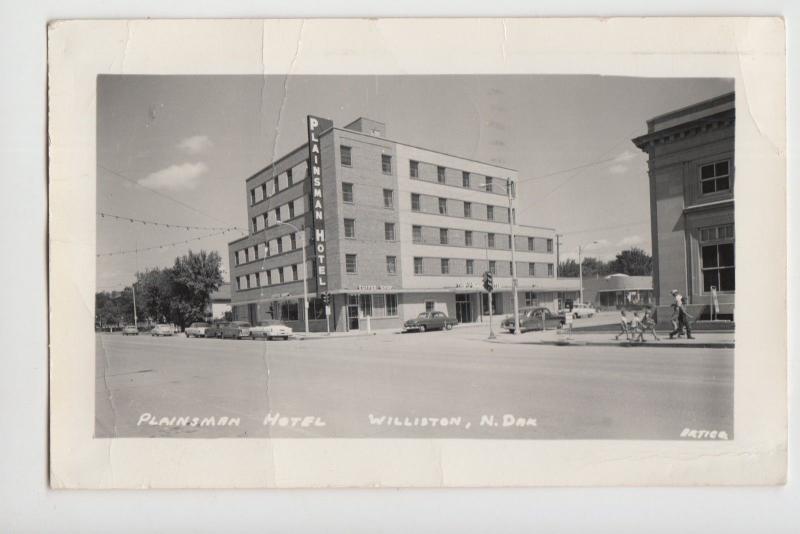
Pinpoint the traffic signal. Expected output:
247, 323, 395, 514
321, 292, 330, 305
482, 271, 494, 292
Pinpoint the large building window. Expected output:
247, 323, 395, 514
386, 294, 398, 316
486, 205, 494, 221
466, 259, 474, 275
439, 228, 448, 245
412, 225, 422, 243
342, 182, 354, 203
463, 201, 472, 218
438, 197, 447, 215
382, 154, 392, 174
699, 160, 731, 194
488, 233, 496, 248
485, 176, 494, 192
529, 263, 535, 276
344, 218, 356, 239
291, 265, 298, 281
385, 222, 396, 241
383, 188, 394, 209
437, 166, 446, 184
547, 238, 553, 253
700, 224, 735, 292
345, 254, 358, 273
411, 193, 421, 212
524, 291, 538, 307
464, 230, 473, 247
462, 171, 470, 188
386, 256, 397, 274
488, 260, 497, 275
281, 301, 299, 321
441, 258, 450, 274
410, 160, 419, 178
414, 257, 423, 275
340, 145, 352, 167
547, 263, 554, 277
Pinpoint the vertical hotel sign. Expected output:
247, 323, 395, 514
307, 115, 333, 294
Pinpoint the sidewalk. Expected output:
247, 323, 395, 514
488, 330, 735, 349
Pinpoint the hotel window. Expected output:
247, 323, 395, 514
464, 230, 473, 247
410, 160, 419, 178
279, 269, 285, 284
426, 301, 435, 312
251, 217, 257, 233
700, 224, 735, 292
439, 228, 448, 245
345, 254, 358, 274
485, 176, 494, 192
528, 237, 534, 251
489, 260, 497, 275
466, 259, 474, 275
414, 257, 424, 275
438, 197, 447, 215
437, 166, 446, 184
441, 258, 450, 274
277, 238, 283, 254
386, 294, 398, 316
488, 233, 496, 248
286, 168, 293, 185
463, 201, 472, 218
386, 256, 397, 274
382, 154, 392, 174
487, 205, 494, 221
383, 188, 394, 208
385, 222, 396, 241
250, 188, 256, 205
411, 193, 421, 211
462, 171, 470, 188
273, 208, 280, 225
344, 218, 356, 239
509, 262, 514, 276
547, 238, 553, 253
547, 263, 554, 277
266, 271, 272, 286
699, 160, 730, 194
261, 183, 267, 199
342, 182, 354, 203
288, 202, 295, 219
529, 263, 536, 276
291, 265, 298, 281
266, 180, 276, 198
524, 291, 537, 307
281, 301, 299, 321
340, 145, 352, 166
412, 225, 423, 243
290, 233, 297, 250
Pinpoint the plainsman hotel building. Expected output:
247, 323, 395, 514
228, 117, 579, 332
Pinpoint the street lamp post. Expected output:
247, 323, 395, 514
577, 240, 599, 305
276, 220, 309, 335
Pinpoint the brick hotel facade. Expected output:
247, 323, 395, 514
228, 117, 579, 332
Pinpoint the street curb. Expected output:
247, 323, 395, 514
488, 339, 735, 349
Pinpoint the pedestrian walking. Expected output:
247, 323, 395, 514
629, 312, 643, 342
614, 309, 630, 341
669, 289, 695, 340
636, 309, 660, 342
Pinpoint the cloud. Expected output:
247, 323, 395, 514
614, 149, 637, 163
617, 235, 644, 248
177, 135, 213, 154
606, 150, 638, 175
138, 162, 208, 191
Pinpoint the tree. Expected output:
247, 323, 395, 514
609, 247, 652, 276
558, 257, 613, 278
169, 250, 224, 327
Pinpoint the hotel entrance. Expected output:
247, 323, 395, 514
347, 294, 359, 330
455, 293, 474, 323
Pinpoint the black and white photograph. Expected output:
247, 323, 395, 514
94, 74, 736, 440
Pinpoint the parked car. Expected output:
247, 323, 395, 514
558, 302, 596, 318
204, 321, 229, 338
185, 322, 211, 338
122, 325, 139, 336
502, 307, 563, 333
250, 320, 293, 340
151, 324, 174, 336
403, 311, 458, 333
221, 321, 253, 340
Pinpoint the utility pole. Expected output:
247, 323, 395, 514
555, 234, 563, 278
507, 179, 520, 335
131, 282, 138, 328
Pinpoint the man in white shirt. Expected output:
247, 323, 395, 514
669, 289, 695, 339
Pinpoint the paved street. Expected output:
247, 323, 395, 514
96, 327, 733, 440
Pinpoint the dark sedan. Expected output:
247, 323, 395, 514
204, 321, 229, 338
403, 311, 458, 333
221, 321, 253, 340
501, 307, 564, 333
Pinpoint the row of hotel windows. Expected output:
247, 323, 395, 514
338, 144, 509, 193
250, 197, 305, 233
234, 231, 304, 266
233, 294, 401, 321
249, 163, 307, 206
236, 264, 304, 290
337, 253, 553, 278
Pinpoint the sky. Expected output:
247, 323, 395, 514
96, 75, 733, 290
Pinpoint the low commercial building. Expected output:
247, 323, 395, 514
228, 116, 579, 332
581, 274, 654, 309
633, 92, 735, 323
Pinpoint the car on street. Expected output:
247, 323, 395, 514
502, 307, 564, 333
122, 325, 139, 336
185, 322, 211, 338
403, 311, 458, 333
150, 324, 174, 336
250, 320, 293, 340
558, 302, 596, 318
204, 321, 229, 338
221, 321, 253, 340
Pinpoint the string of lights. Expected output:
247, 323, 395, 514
96, 229, 236, 257
98, 211, 243, 232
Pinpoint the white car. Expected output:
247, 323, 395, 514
250, 320, 293, 340
150, 324, 174, 336
185, 322, 211, 338
559, 303, 596, 318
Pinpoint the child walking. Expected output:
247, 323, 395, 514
614, 310, 630, 341
635, 310, 660, 342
